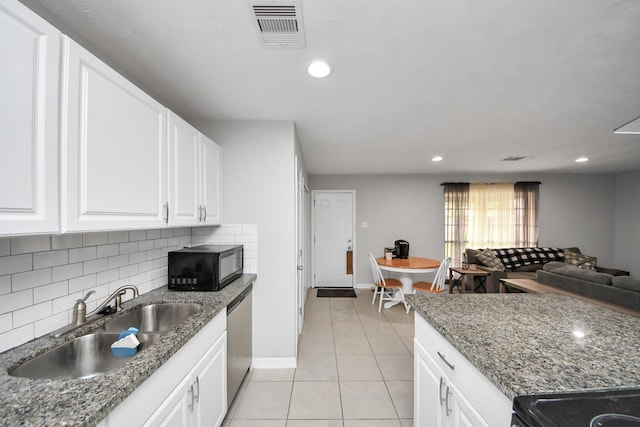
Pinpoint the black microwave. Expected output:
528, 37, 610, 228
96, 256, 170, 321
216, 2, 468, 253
168, 245, 243, 291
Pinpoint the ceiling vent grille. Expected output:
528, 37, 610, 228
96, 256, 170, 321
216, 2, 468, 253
248, 1, 305, 48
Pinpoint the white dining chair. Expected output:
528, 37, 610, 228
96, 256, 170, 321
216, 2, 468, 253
413, 257, 451, 294
369, 253, 403, 312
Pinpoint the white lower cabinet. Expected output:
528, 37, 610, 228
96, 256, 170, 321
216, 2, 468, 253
98, 311, 227, 427
414, 314, 512, 427
145, 330, 227, 427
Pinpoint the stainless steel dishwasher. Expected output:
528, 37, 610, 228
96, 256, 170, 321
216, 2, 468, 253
226, 284, 252, 408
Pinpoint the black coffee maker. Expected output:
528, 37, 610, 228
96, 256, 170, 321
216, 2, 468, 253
394, 240, 410, 259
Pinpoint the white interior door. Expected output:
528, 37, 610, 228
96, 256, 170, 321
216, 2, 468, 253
313, 191, 355, 288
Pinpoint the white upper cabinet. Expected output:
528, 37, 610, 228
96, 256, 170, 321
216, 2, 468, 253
167, 111, 201, 226
167, 111, 222, 227
61, 36, 167, 232
200, 134, 222, 225
0, 1, 60, 236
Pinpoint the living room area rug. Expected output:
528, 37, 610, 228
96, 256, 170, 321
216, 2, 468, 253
316, 288, 357, 298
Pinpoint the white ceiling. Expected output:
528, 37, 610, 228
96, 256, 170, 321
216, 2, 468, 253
21, 0, 640, 175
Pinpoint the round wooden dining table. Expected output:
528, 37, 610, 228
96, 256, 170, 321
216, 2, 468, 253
376, 256, 440, 309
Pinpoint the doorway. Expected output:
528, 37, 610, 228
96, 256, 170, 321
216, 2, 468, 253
312, 190, 355, 288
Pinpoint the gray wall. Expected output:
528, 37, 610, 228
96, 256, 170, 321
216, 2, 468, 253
614, 170, 640, 277
195, 119, 300, 364
309, 173, 622, 285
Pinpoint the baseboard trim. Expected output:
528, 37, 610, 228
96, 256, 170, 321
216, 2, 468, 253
354, 283, 375, 289
251, 357, 297, 369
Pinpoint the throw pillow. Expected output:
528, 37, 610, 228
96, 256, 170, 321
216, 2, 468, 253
563, 250, 597, 270
612, 276, 640, 293
476, 249, 506, 271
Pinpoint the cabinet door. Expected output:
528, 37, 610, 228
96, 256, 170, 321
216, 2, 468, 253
61, 36, 167, 232
200, 135, 222, 225
167, 111, 201, 226
143, 373, 192, 427
414, 339, 448, 427
194, 331, 227, 427
0, 0, 59, 236
450, 382, 490, 427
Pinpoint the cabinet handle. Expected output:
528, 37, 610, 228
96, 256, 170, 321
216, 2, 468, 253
194, 377, 200, 403
203, 205, 207, 222
164, 202, 169, 224
188, 384, 195, 411
438, 377, 445, 407
444, 385, 452, 416
437, 351, 455, 371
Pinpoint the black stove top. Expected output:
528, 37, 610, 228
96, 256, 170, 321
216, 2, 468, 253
513, 388, 640, 427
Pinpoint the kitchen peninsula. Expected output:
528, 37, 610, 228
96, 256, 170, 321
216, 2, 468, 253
406, 293, 640, 426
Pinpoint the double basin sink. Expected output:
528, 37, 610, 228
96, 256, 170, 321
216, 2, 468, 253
9, 303, 202, 380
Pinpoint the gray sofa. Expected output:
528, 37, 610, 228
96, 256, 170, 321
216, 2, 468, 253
464, 247, 629, 293
537, 262, 640, 312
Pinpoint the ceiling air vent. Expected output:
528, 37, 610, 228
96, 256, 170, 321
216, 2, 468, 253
502, 156, 534, 162
248, 1, 306, 48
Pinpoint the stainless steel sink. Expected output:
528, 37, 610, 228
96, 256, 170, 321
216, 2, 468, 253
9, 332, 159, 380
101, 303, 203, 332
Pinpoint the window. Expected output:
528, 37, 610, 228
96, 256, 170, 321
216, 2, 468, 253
443, 182, 539, 266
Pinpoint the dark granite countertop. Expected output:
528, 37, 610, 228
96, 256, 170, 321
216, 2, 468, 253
0, 274, 256, 427
406, 293, 640, 400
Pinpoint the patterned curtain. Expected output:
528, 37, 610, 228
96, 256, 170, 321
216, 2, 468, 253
443, 183, 469, 267
514, 182, 540, 247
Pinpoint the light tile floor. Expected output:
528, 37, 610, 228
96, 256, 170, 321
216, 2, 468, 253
223, 288, 414, 427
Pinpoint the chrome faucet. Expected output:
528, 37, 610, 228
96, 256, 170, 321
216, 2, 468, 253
51, 285, 140, 337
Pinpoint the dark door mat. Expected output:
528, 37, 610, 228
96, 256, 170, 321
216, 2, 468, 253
316, 288, 357, 298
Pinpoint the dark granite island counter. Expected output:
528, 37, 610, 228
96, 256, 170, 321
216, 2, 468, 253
0, 274, 256, 427
406, 292, 640, 426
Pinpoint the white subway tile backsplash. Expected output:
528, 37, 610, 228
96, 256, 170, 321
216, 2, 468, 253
0, 239, 10, 257
12, 268, 52, 292
108, 231, 129, 244
0, 224, 258, 352
0, 289, 33, 314
13, 301, 52, 328
0, 313, 12, 333
119, 242, 139, 255
96, 244, 119, 259
83, 258, 109, 275
69, 247, 97, 263
154, 239, 168, 249
97, 269, 119, 286
0, 325, 34, 353
10, 235, 51, 255
34, 312, 67, 337
119, 264, 139, 279
34, 281, 68, 304
0, 275, 11, 295
83, 232, 108, 247
52, 234, 83, 250
108, 254, 129, 270
69, 274, 97, 294
52, 263, 83, 282
146, 229, 161, 239
138, 240, 155, 251
34, 250, 69, 269
0, 254, 32, 276
129, 230, 147, 241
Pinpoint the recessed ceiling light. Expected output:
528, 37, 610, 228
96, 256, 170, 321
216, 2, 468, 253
575, 157, 590, 163
307, 60, 331, 78
432, 156, 443, 162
